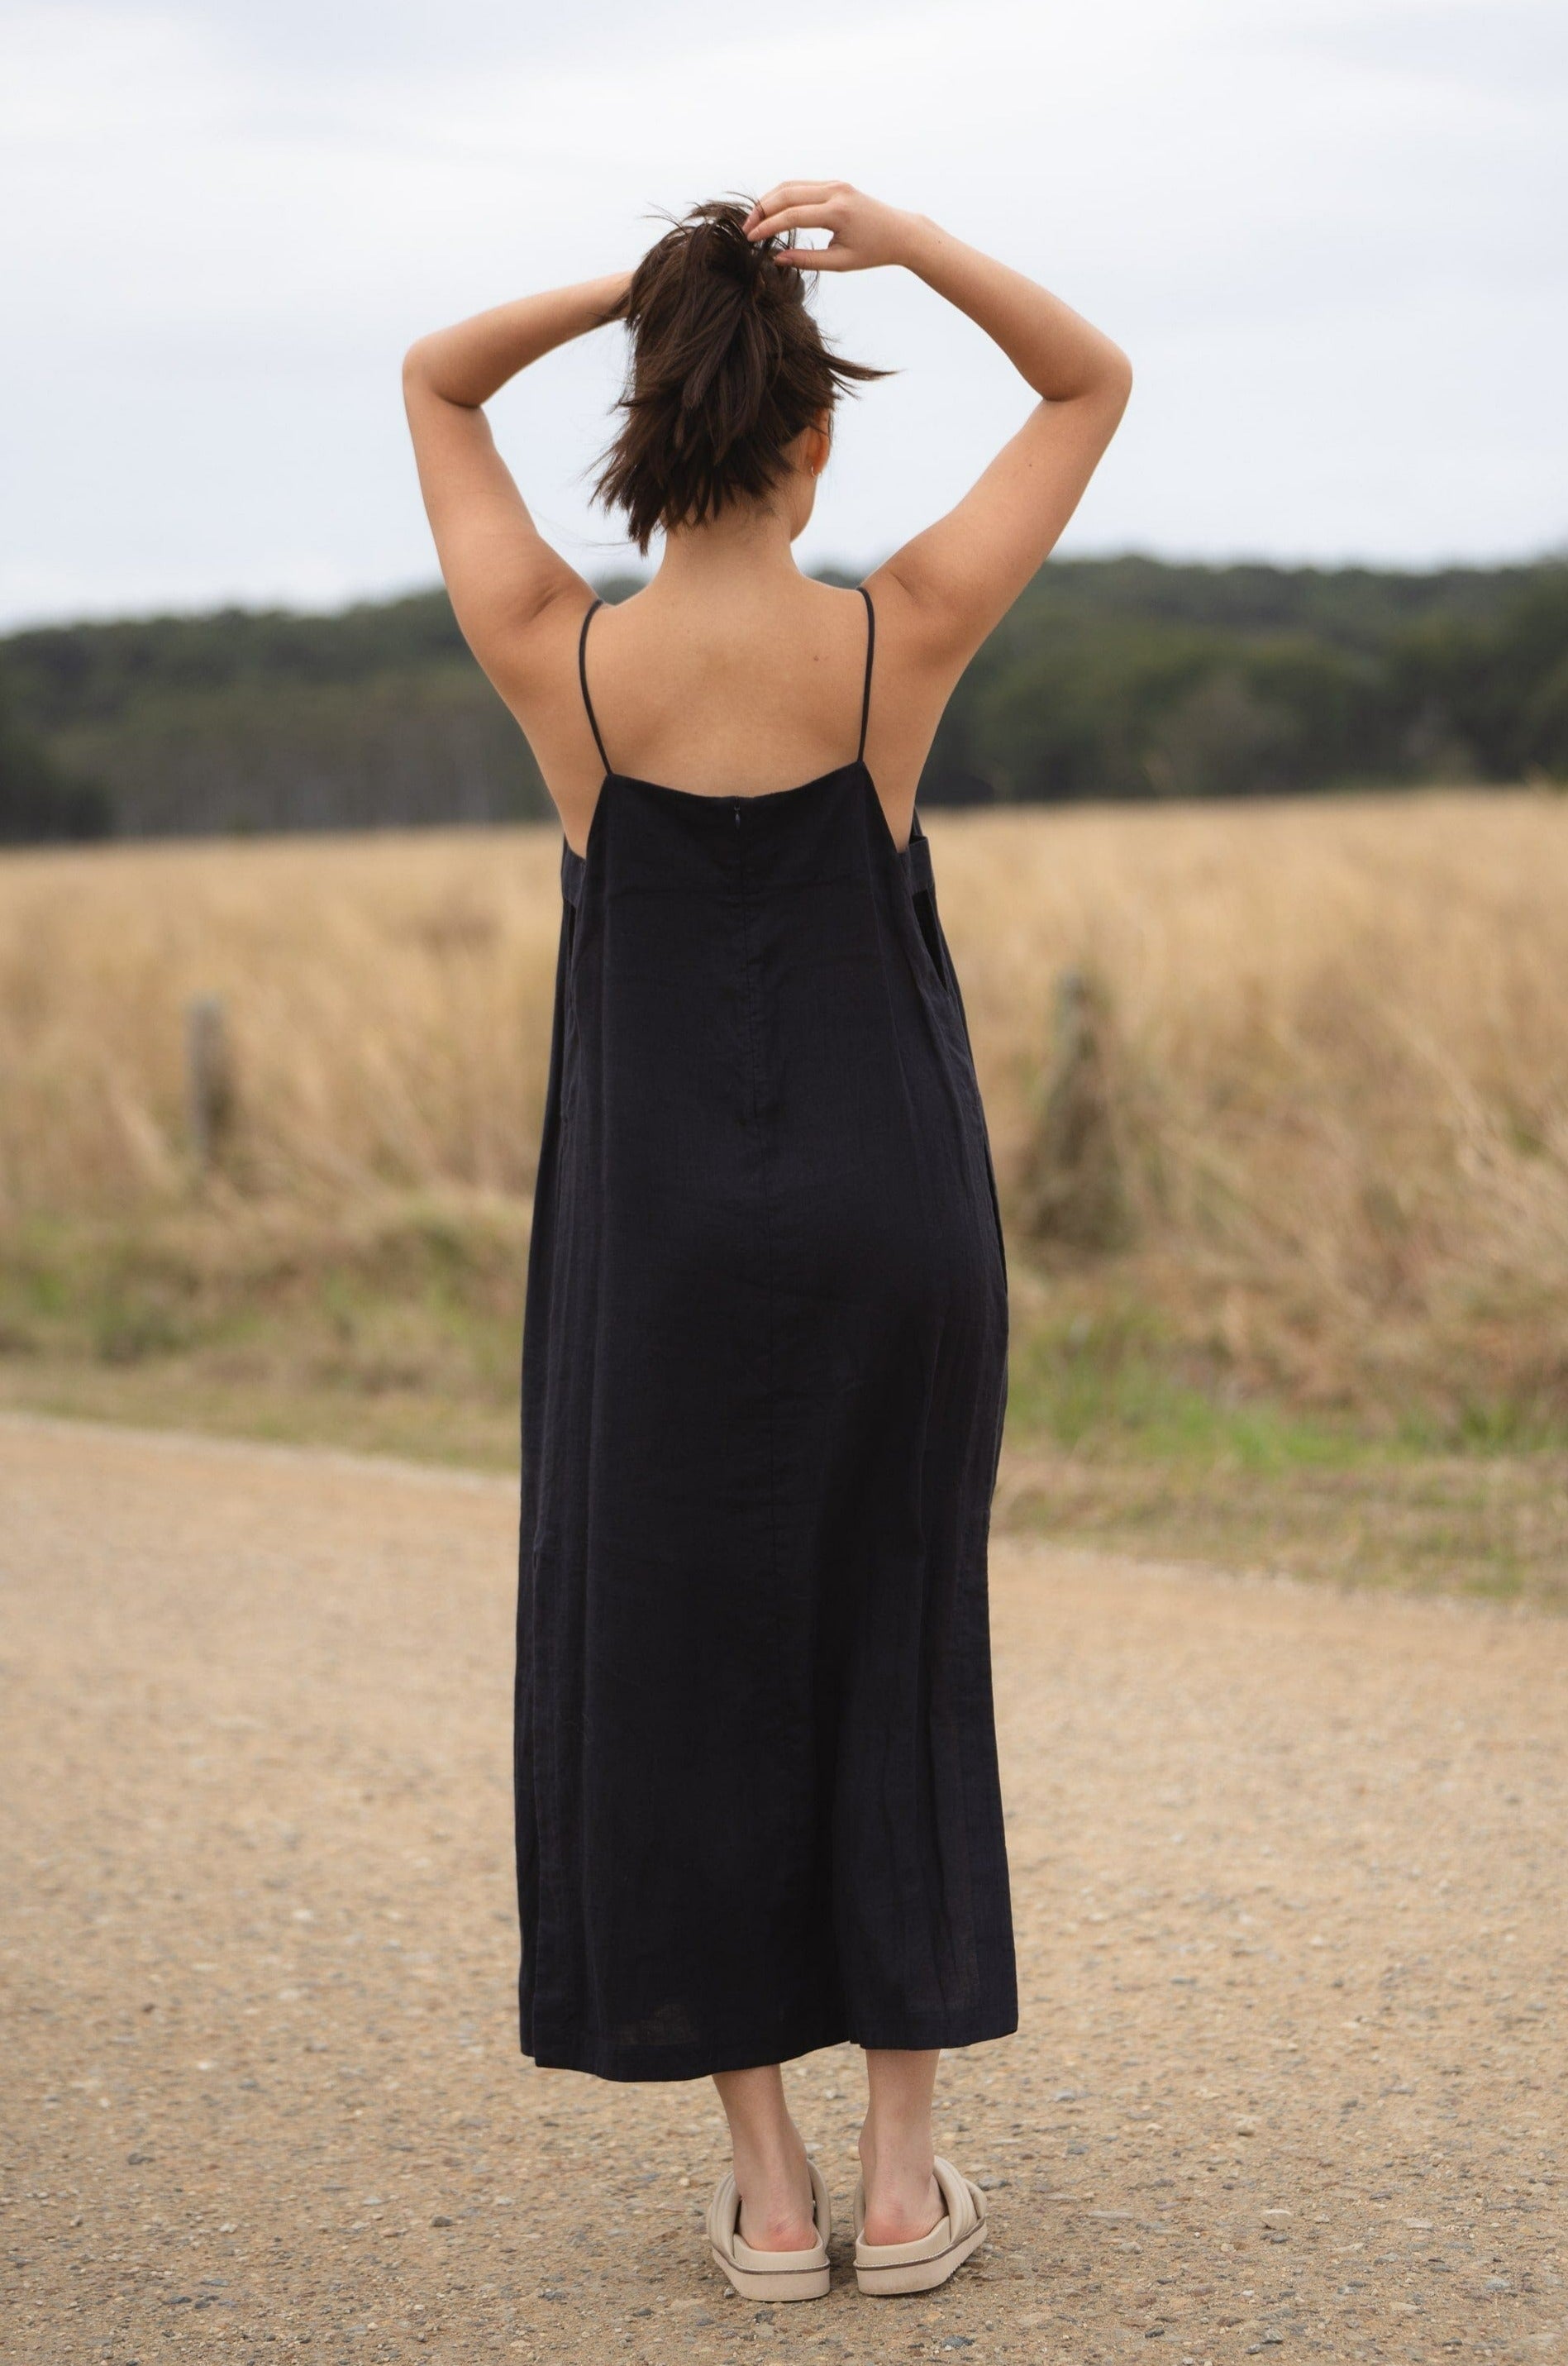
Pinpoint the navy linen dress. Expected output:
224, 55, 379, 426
516, 586, 1018, 2082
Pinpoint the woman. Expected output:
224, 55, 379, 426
403, 182, 1130, 2304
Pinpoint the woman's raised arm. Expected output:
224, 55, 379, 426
745, 184, 1132, 666
402, 273, 631, 687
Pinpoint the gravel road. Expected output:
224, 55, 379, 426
2, 1411, 1563, 2364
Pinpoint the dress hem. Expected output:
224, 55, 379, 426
519, 2006, 1020, 2086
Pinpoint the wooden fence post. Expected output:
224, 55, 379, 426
1018, 965, 1132, 1252
185, 994, 236, 1175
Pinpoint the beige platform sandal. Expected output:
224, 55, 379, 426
852, 2155, 989, 2296
706, 2156, 832, 2303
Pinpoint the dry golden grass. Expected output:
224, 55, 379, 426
2, 789, 1566, 1440
0, 824, 563, 1209
939, 787, 1568, 1430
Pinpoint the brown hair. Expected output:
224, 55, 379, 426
592, 197, 891, 556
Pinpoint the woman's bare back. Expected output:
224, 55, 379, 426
495, 568, 961, 860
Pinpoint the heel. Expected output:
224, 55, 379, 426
706, 2157, 832, 2303
852, 2157, 988, 2297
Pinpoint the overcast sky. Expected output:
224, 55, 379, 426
2, 0, 1564, 628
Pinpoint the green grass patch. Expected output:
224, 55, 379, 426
1007, 1295, 1375, 1471
0, 1195, 528, 1457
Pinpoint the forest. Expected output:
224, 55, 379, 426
2, 555, 1566, 841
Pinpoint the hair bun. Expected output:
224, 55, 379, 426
592, 194, 890, 556
695, 208, 779, 301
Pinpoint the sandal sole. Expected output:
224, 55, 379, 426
710, 2250, 830, 2302
854, 2213, 988, 2297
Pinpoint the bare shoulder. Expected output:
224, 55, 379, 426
860, 558, 983, 690
856, 560, 980, 844
475, 570, 597, 702
470, 578, 605, 851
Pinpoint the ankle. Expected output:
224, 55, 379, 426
732, 2130, 816, 2251
737, 2189, 817, 2249
860, 2166, 942, 2247
859, 2116, 941, 2237
859, 2116, 934, 2178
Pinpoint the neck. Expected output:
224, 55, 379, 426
650, 498, 805, 604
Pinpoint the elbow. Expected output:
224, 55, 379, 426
1052, 341, 1132, 417
403, 337, 477, 412
1102, 342, 1134, 408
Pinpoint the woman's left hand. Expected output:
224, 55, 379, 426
741, 182, 926, 274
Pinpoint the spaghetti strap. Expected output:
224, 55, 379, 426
578, 598, 612, 777
855, 584, 876, 766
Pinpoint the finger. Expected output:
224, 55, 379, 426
746, 202, 841, 244
743, 183, 843, 232
771, 241, 853, 272
746, 180, 842, 220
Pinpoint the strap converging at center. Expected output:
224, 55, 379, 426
578, 597, 612, 776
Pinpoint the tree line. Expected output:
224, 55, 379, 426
2, 556, 1565, 842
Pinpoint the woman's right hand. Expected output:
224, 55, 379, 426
742, 182, 927, 274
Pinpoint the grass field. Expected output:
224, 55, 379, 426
2, 789, 1566, 1602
